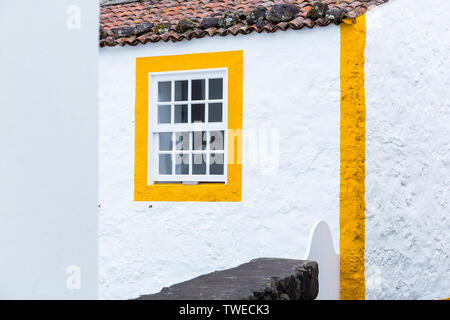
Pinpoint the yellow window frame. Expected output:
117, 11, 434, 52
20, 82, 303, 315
134, 50, 243, 202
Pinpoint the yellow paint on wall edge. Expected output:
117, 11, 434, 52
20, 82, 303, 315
340, 14, 367, 300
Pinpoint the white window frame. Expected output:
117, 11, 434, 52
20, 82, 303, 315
147, 68, 228, 185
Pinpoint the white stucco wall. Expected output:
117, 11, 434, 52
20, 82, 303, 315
99, 27, 340, 299
365, 0, 450, 299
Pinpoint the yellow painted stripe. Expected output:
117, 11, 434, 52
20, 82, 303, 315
340, 15, 367, 300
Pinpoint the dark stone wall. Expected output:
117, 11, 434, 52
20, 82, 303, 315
136, 258, 319, 300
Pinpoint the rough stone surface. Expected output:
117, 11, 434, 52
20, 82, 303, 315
267, 4, 300, 23
246, 5, 267, 25
199, 17, 219, 30
176, 18, 196, 34
136, 258, 318, 300
255, 17, 267, 29
104, 23, 155, 39
325, 7, 346, 23
111, 26, 135, 38
218, 11, 243, 29
153, 22, 170, 35
135, 22, 154, 36
101, 0, 136, 5
99, 26, 107, 39
306, 2, 329, 20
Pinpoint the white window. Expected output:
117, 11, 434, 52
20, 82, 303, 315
148, 69, 228, 184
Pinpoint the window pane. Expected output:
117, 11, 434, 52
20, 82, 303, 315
175, 154, 189, 175
192, 79, 205, 100
158, 81, 171, 102
209, 78, 223, 99
159, 154, 172, 175
174, 104, 188, 123
208, 103, 222, 123
193, 131, 206, 150
159, 132, 172, 151
210, 153, 224, 175
210, 131, 224, 151
192, 154, 206, 175
175, 132, 190, 151
191, 104, 205, 123
158, 105, 171, 124
175, 80, 188, 101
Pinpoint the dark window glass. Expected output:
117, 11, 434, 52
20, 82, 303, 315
175, 80, 188, 101
175, 154, 189, 175
159, 132, 172, 151
158, 105, 171, 124
191, 104, 205, 123
193, 131, 206, 150
175, 132, 190, 151
192, 79, 205, 100
158, 81, 171, 102
174, 104, 188, 123
210, 131, 224, 151
159, 154, 172, 174
209, 78, 223, 99
192, 154, 206, 175
210, 153, 224, 175
208, 103, 222, 122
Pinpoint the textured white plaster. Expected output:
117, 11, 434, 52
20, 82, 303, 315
365, 0, 450, 299
99, 27, 340, 299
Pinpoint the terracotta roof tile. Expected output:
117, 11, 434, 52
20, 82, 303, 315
100, 0, 389, 47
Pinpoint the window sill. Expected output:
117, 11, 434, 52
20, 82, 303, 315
134, 181, 241, 202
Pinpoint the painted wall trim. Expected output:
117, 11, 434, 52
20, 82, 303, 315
134, 51, 243, 201
339, 15, 367, 300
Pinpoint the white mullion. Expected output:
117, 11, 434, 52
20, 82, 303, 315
180, 99, 216, 104
206, 131, 210, 176
189, 131, 193, 176
153, 124, 225, 133
205, 78, 209, 123
223, 70, 228, 184
152, 132, 159, 183
188, 79, 193, 178
171, 80, 175, 103
188, 79, 192, 124
206, 130, 210, 152
206, 151, 210, 176
171, 131, 176, 175
148, 75, 154, 184
223, 129, 228, 185
172, 152, 176, 176
170, 80, 175, 176
191, 150, 223, 154
154, 175, 226, 182
171, 80, 175, 125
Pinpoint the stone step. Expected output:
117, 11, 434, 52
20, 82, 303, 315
136, 258, 319, 300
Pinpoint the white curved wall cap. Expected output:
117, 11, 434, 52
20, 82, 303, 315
305, 220, 340, 300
